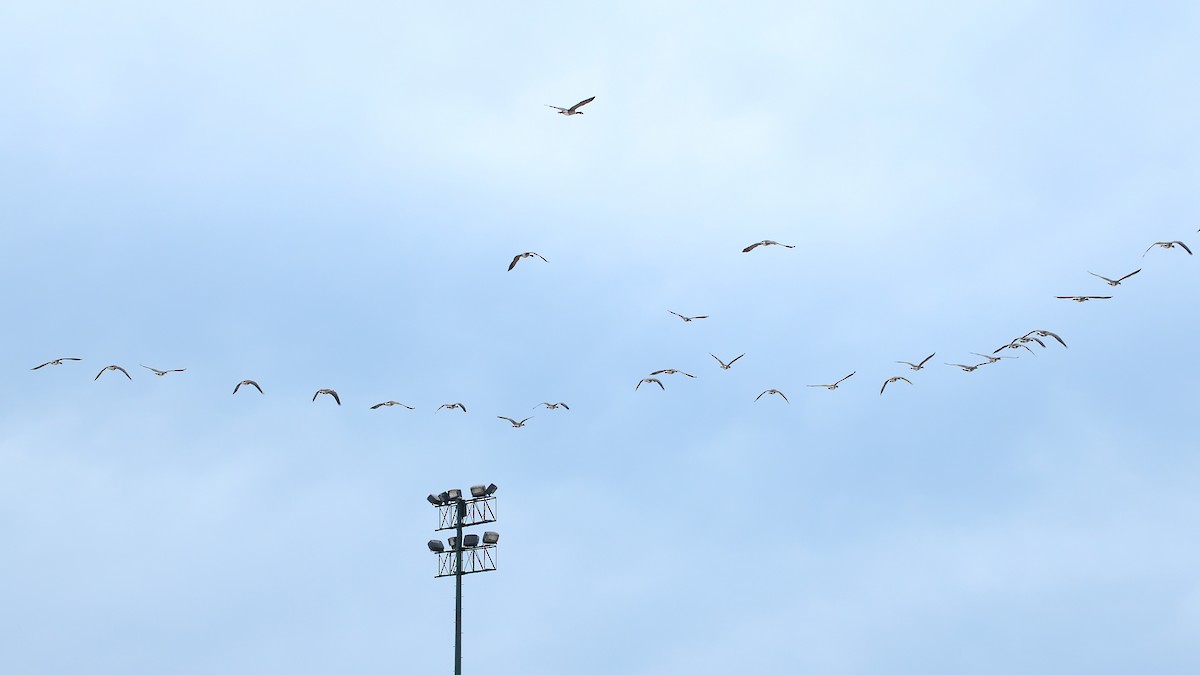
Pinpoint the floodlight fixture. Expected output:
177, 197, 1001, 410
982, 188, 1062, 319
426, 482, 498, 675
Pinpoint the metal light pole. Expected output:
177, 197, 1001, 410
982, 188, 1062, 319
427, 484, 499, 675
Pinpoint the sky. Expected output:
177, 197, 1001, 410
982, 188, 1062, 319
1, 1, 1198, 673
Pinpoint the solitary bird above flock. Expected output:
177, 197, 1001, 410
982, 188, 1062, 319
1143, 241, 1192, 256
1057, 295, 1112, 302
31, 357, 80, 370
742, 240, 795, 253
508, 252, 548, 271
545, 96, 594, 116
669, 311, 708, 322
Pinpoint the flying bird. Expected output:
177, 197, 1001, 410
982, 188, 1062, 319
371, 401, 414, 410
497, 416, 533, 428
742, 240, 795, 253
534, 402, 570, 410
896, 353, 935, 371
1018, 335, 1046, 348
437, 403, 468, 412
1088, 269, 1141, 286
1024, 330, 1067, 348
313, 389, 341, 405
650, 369, 696, 378
31, 357, 81, 370
233, 380, 263, 395
993, 341, 1037, 355
95, 365, 131, 380
1057, 295, 1112, 302
946, 363, 982, 372
508, 252, 548, 271
880, 376, 912, 395
971, 353, 1017, 364
141, 365, 186, 376
807, 372, 855, 390
669, 311, 708, 322
755, 389, 789, 403
545, 96, 595, 116
636, 378, 665, 391
710, 353, 745, 370
1143, 241, 1192, 256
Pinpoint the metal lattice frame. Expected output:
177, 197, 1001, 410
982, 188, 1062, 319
436, 496, 496, 531
435, 545, 498, 578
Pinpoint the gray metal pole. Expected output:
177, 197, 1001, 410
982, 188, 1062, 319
455, 498, 465, 675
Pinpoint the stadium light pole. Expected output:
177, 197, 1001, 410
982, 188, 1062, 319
426, 484, 499, 675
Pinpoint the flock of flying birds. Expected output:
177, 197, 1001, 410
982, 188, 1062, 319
25, 96, 1197, 427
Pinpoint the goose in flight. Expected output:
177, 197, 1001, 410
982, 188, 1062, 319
545, 96, 595, 116
636, 378, 665, 391
971, 353, 1017, 364
1143, 241, 1192, 256
669, 311, 708, 322
896, 353, 935, 371
508, 252, 548, 271
437, 402, 467, 412
233, 380, 264, 395
141, 365, 186, 376
1015, 335, 1046, 349
95, 365, 131, 380
650, 368, 696, 378
946, 363, 982, 372
534, 402, 570, 410
807, 372, 855, 390
498, 416, 533, 428
1024, 329, 1067, 348
993, 341, 1037, 356
31, 357, 81, 370
710, 353, 745, 370
371, 401, 414, 410
880, 376, 912, 395
755, 389, 789, 403
1057, 295, 1112, 302
313, 389, 341, 405
742, 240, 795, 253
1089, 269, 1141, 286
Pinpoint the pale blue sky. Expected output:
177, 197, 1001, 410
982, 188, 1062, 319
1, 2, 1198, 674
